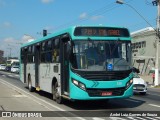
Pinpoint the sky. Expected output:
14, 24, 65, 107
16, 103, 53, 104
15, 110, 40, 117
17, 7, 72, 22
0, 0, 157, 58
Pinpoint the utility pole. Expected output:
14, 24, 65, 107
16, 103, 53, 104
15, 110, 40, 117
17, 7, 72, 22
7, 47, 12, 58
116, 0, 160, 86
152, 0, 160, 86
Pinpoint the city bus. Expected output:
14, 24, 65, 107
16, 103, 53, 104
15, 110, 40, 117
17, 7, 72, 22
6, 59, 19, 71
6, 59, 19, 66
20, 25, 133, 104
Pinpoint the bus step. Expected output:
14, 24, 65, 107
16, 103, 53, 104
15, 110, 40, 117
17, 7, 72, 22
61, 95, 70, 100
36, 87, 40, 91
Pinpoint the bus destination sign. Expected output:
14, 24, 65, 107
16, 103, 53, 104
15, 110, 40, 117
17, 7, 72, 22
74, 27, 130, 37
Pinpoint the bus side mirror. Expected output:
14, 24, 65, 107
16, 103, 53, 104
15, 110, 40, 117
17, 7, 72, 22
132, 67, 140, 73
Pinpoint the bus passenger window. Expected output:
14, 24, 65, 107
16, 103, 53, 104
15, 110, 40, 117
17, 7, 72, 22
41, 42, 45, 51
46, 52, 52, 62
47, 40, 52, 51
52, 49, 59, 62
41, 53, 45, 62
52, 38, 60, 63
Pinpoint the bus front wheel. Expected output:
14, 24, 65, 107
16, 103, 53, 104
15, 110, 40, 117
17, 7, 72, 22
52, 82, 63, 104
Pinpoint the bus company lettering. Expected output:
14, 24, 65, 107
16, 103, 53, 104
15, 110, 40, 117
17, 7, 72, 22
110, 112, 158, 117
11, 112, 42, 117
110, 112, 142, 117
131, 41, 146, 53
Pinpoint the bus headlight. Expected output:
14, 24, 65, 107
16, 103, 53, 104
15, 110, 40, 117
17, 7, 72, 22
125, 79, 133, 89
72, 79, 86, 91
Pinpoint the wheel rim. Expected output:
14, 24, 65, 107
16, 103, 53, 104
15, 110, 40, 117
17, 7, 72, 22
55, 85, 59, 99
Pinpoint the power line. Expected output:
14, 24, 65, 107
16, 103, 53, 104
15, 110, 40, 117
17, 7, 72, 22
52, 0, 133, 31
145, 0, 153, 6
52, 2, 116, 30
126, 18, 156, 29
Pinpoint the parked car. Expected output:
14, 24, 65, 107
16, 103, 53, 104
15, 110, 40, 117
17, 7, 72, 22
11, 66, 19, 73
133, 73, 147, 95
5, 66, 11, 71
0, 64, 6, 70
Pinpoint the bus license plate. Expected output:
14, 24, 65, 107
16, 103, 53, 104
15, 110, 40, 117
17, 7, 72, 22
101, 91, 112, 96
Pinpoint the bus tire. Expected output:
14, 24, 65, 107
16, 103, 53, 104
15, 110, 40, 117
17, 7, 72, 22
53, 82, 63, 104
28, 75, 34, 92
52, 83, 56, 101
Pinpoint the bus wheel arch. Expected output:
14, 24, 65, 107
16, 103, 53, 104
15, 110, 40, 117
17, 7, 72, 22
28, 74, 34, 92
52, 77, 63, 104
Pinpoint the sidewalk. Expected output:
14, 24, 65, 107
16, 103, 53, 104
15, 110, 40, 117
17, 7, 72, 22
139, 75, 153, 85
0, 80, 49, 112
139, 74, 160, 88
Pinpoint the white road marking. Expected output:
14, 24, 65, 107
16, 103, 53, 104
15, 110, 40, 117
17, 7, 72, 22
145, 117, 158, 120
155, 117, 160, 119
14, 74, 19, 77
3, 72, 10, 75
127, 117, 138, 120
148, 104, 160, 108
135, 117, 146, 120
8, 75, 13, 77
12, 94, 27, 97
92, 117, 105, 120
0, 78, 85, 120
109, 117, 127, 120
147, 92, 160, 97
125, 99, 141, 103
2, 75, 6, 77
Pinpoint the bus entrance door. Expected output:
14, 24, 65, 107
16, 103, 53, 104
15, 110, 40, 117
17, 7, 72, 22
61, 34, 70, 96
24, 48, 27, 83
35, 45, 40, 90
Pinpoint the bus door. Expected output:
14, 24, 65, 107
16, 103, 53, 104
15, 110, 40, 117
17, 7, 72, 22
35, 44, 40, 88
60, 34, 70, 95
24, 48, 28, 83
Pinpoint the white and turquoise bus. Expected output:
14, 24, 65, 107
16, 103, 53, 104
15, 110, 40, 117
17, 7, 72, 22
20, 25, 133, 104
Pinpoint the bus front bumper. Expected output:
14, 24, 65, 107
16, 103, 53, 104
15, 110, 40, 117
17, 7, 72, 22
70, 83, 133, 100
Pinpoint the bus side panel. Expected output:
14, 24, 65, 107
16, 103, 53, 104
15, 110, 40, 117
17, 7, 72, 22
20, 64, 24, 83
27, 63, 36, 87
39, 63, 61, 93
20, 64, 27, 84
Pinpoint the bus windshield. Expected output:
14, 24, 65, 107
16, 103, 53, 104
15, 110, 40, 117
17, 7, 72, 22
71, 40, 132, 71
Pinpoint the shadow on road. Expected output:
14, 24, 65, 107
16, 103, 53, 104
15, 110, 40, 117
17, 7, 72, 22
63, 98, 145, 110
24, 86, 146, 111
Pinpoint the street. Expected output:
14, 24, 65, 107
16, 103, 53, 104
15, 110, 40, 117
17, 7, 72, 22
0, 71, 160, 120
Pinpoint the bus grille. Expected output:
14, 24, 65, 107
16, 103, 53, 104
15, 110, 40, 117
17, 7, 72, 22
72, 69, 132, 81
86, 87, 125, 97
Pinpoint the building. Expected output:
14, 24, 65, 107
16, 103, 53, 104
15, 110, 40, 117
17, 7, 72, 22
0, 50, 4, 63
131, 27, 160, 75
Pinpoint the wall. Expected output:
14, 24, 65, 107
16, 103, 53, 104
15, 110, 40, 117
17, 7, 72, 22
131, 30, 160, 75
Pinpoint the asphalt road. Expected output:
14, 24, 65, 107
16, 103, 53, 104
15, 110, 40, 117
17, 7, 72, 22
0, 71, 160, 120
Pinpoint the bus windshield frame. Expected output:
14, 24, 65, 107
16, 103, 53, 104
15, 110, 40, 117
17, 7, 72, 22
70, 40, 132, 72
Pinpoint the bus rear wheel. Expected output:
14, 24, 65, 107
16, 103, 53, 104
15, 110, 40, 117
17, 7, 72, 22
52, 82, 63, 104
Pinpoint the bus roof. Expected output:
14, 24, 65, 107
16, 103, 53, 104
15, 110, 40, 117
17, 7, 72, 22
21, 25, 131, 48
